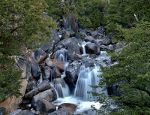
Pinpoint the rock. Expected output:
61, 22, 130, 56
9, 110, 35, 115
9, 109, 22, 115
33, 89, 57, 103
48, 108, 73, 115
31, 63, 41, 80
108, 44, 114, 51
85, 43, 98, 54
0, 107, 6, 115
25, 81, 51, 99
46, 58, 64, 72
58, 37, 81, 60
33, 99, 56, 114
76, 109, 97, 115
58, 103, 77, 113
84, 36, 96, 43
33, 48, 47, 64
44, 66, 51, 80
102, 35, 112, 45
41, 44, 51, 54
26, 80, 37, 93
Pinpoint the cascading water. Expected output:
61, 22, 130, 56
55, 48, 68, 62
81, 41, 87, 55
52, 78, 70, 98
74, 65, 101, 101
53, 42, 111, 113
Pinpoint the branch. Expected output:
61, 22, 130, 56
133, 86, 150, 96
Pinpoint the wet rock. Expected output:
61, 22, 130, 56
26, 80, 37, 93
46, 59, 64, 72
33, 99, 56, 114
33, 89, 57, 103
41, 44, 51, 54
100, 44, 114, 51
0, 107, 5, 115
66, 61, 81, 83
64, 71, 75, 94
58, 37, 81, 60
76, 109, 97, 115
85, 43, 98, 54
33, 48, 47, 64
58, 103, 77, 113
84, 36, 96, 43
48, 108, 73, 115
44, 66, 52, 80
9, 110, 35, 115
31, 63, 41, 80
9, 109, 22, 115
25, 81, 51, 99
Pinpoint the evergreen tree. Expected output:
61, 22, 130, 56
0, 0, 55, 101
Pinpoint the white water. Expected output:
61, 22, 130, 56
52, 79, 70, 97
74, 65, 101, 101
52, 43, 111, 113
53, 96, 103, 113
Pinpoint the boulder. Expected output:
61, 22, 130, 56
58, 37, 81, 60
0, 107, 6, 115
26, 80, 37, 93
33, 48, 47, 64
46, 58, 64, 72
58, 103, 77, 113
41, 44, 51, 54
9, 110, 35, 115
85, 43, 98, 54
25, 81, 51, 99
48, 108, 73, 115
31, 63, 41, 80
33, 89, 57, 103
84, 36, 96, 43
100, 44, 114, 51
33, 99, 56, 114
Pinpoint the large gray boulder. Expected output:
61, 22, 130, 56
9, 110, 35, 115
24, 81, 52, 99
33, 99, 56, 114
33, 89, 57, 102
85, 43, 98, 54
58, 37, 81, 60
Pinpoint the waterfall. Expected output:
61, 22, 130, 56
52, 78, 70, 98
82, 42, 87, 55
55, 48, 68, 62
74, 65, 101, 101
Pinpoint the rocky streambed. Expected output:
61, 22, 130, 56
8, 26, 123, 115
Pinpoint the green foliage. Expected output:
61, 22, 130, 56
102, 22, 150, 114
105, 0, 150, 28
0, 56, 21, 100
0, 0, 55, 100
75, 0, 107, 28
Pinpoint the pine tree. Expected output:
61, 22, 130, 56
0, 0, 55, 101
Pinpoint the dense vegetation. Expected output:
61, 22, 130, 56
0, 0, 55, 101
100, 0, 150, 114
0, 0, 150, 114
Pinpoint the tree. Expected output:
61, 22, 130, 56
0, 0, 55, 101
100, 21, 150, 115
